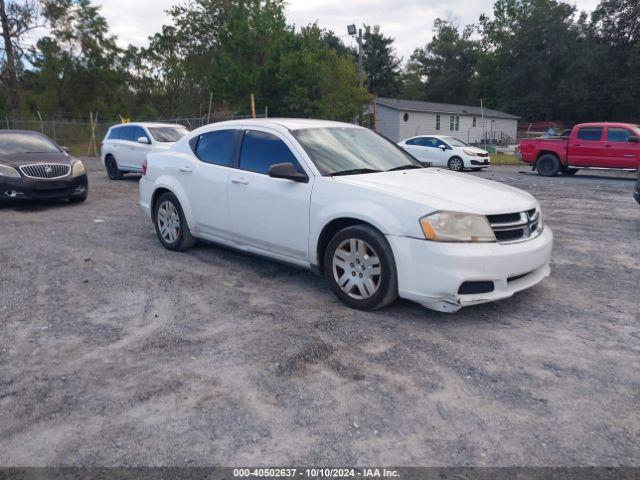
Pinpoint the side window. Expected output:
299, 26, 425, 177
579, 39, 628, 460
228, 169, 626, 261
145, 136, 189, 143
577, 127, 603, 141
423, 137, 438, 148
606, 128, 632, 143
119, 126, 136, 142
405, 138, 418, 146
108, 127, 121, 140
132, 126, 149, 143
239, 130, 301, 175
194, 130, 239, 167
435, 139, 448, 149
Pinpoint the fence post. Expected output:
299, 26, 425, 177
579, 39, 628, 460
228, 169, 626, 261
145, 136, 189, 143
52, 119, 57, 142
37, 110, 44, 133
5, 117, 9, 129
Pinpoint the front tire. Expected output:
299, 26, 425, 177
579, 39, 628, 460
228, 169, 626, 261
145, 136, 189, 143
153, 192, 196, 251
323, 224, 398, 310
447, 156, 464, 172
105, 155, 123, 180
537, 154, 560, 177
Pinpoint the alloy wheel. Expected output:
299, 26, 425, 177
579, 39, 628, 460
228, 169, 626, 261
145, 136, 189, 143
157, 200, 181, 244
332, 238, 382, 300
449, 158, 463, 171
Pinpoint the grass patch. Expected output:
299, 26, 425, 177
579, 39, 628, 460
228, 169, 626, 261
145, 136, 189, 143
491, 153, 521, 165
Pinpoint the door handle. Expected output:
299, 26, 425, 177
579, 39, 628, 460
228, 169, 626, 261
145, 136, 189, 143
179, 166, 192, 173
231, 177, 249, 185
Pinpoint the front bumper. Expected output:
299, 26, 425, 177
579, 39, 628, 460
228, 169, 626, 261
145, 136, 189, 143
0, 173, 88, 201
387, 227, 553, 312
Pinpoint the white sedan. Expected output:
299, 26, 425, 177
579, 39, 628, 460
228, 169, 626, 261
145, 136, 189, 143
398, 135, 491, 171
139, 119, 552, 313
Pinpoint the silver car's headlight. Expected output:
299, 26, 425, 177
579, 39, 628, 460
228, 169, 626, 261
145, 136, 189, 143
462, 148, 479, 156
72, 160, 86, 176
420, 211, 496, 242
0, 163, 20, 178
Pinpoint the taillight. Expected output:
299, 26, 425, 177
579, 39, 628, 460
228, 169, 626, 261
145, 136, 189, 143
142, 158, 147, 176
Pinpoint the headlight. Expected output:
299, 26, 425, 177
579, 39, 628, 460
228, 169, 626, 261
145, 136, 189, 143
462, 148, 479, 156
72, 160, 86, 176
420, 211, 496, 242
0, 163, 20, 178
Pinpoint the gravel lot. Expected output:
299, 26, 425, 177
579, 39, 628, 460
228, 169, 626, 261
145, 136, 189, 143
1, 160, 638, 467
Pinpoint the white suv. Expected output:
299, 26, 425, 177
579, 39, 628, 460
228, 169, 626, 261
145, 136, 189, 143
139, 119, 552, 313
101, 122, 189, 180
398, 135, 491, 171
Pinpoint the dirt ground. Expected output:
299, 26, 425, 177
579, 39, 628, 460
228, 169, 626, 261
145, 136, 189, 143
1, 160, 638, 467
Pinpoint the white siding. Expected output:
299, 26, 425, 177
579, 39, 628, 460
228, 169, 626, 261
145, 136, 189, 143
373, 102, 518, 144
396, 110, 517, 144
373, 104, 399, 141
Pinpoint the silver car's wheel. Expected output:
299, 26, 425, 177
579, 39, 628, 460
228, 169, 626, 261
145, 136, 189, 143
448, 157, 464, 171
157, 200, 181, 244
332, 238, 382, 300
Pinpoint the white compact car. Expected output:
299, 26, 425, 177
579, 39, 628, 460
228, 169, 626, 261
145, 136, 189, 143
139, 119, 552, 313
101, 122, 189, 179
398, 135, 491, 171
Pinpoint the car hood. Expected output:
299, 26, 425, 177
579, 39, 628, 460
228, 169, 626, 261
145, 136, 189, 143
461, 146, 488, 155
0, 152, 71, 167
332, 168, 537, 214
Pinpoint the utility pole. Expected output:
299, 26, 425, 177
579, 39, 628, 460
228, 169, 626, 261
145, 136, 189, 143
357, 28, 363, 89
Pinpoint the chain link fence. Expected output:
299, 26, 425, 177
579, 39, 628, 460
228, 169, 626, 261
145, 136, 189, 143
0, 112, 266, 156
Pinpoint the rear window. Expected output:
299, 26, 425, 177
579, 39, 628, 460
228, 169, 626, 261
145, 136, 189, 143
577, 127, 603, 141
0, 132, 60, 155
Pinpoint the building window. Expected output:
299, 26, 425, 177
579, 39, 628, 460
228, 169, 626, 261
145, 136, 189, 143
455, 116, 460, 131
435, 115, 440, 130
450, 115, 460, 131
403, 112, 409, 122
472, 116, 477, 127
449, 115, 454, 131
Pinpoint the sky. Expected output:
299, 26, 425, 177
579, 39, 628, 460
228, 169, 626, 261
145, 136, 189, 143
91, 0, 601, 61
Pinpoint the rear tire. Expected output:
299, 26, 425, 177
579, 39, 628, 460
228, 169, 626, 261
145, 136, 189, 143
153, 192, 196, 251
537, 154, 560, 177
324, 224, 398, 310
105, 155, 123, 180
447, 156, 464, 172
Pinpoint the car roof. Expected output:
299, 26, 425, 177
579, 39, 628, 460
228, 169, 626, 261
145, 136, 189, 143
110, 122, 187, 129
203, 118, 362, 132
575, 122, 639, 129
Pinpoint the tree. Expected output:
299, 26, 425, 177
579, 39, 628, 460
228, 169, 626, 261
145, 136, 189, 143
403, 18, 478, 105
26, 0, 127, 117
361, 24, 401, 97
477, 0, 587, 120
0, 0, 40, 116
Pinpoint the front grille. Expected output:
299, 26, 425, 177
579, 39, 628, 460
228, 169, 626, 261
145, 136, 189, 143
487, 208, 542, 244
19, 163, 70, 179
477, 152, 489, 158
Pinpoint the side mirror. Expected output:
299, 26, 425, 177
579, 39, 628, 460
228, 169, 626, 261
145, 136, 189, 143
628, 136, 639, 143
268, 162, 308, 183
137, 136, 150, 144
438, 145, 446, 151
60, 146, 70, 153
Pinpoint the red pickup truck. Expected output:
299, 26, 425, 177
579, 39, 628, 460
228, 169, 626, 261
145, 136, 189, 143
518, 122, 640, 176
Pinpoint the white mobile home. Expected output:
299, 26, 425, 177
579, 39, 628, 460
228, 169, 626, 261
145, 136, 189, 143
372, 97, 519, 145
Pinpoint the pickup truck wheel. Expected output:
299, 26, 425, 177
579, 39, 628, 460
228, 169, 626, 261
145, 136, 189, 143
537, 154, 560, 177
153, 192, 196, 252
324, 225, 398, 311
448, 157, 464, 172
561, 167, 579, 175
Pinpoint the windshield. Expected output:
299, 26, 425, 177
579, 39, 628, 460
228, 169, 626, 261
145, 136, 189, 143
0, 133, 61, 155
292, 127, 422, 175
147, 126, 189, 142
442, 137, 468, 147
